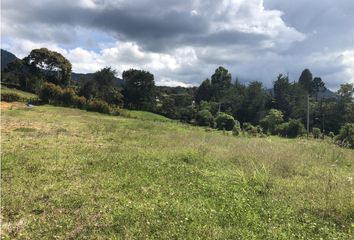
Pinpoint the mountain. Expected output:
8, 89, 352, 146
1, 49, 19, 70
71, 72, 124, 86
1, 49, 124, 86
316, 88, 338, 99
267, 87, 338, 100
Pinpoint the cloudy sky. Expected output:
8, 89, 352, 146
2, 0, 354, 89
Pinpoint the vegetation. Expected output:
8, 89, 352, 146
215, 112, 236, 130
196, 109, 214, 127
1, 86, 38, 103
336, 123, 354, 148
1, 105, 353, 239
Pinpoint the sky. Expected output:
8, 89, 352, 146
1, 0, 354, 90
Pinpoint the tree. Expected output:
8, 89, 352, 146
312, 77, 326, 100
195, 79, 212, 103
273, 74, 292, 118
94, 67, 117, 93
238, 81, 267, 124
298, 69, 313, 94
123, 69, 156, 110
210, 66, 232, 101
23, 48, 72, 87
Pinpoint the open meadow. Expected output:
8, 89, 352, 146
1, 105, 353, 239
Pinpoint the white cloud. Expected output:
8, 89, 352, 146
2, 0, 353, 89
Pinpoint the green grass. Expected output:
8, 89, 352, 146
1, 86, 38, 101
1, 105, 353, 239
119, 109, 172, 122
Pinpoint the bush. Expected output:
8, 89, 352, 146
260, 109, 284, 135
72, 96, 87, 109
242, 122, 254, 132
60, 88, 77, 106
196, 110, 214, 127
328, 132, 335, 139
336, 123, 354, 148
312, 127, 321, 139
1, 93, 22, 102
232, 120, 241, 136
277, 119, 305, 138
215, 112, 235, 131
38, 82, 62, 103
86, 99, 111, 114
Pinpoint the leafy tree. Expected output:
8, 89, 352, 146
123, 69, 156, 110
94, 67, 117, 93
23, 48, 72, 87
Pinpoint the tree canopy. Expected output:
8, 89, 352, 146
23, 48, 72, 87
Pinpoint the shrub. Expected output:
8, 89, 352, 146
215, 112, 235, 131
242, 122, 253, 132
38, 82, 62, 103
336, 123, 354, 148
60, 88, 77, 106
276, 119, 305, 138
328, 132, 335, 139
241, 122, 257, 136
196, 110, 214, 127
1, 93, 22, 102
232, 120, 241, 136
72, 96, 87, 109
260, 109, 284, 135
86, 99, 111, 114
312, 127, 321, 139
248, 126, 258, 136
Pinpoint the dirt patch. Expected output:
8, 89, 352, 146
0, 101, 25, 110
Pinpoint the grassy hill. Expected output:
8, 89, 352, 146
1, 105, 353, 239
1, 86, 38, 101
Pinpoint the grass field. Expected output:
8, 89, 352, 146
1, 105, 353, 239
1, 86, 38, 101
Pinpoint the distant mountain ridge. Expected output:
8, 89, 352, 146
1, 49, 123, 86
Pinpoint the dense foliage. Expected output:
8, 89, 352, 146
336, 123, 354, 148
215, 112, 236, 130
1, 48, 354, 145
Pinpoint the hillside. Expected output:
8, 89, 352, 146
1, 105, 353, 239
1, 49, 19, 70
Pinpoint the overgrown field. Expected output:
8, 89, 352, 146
1, 105, 353, 239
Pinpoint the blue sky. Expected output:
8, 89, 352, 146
2, 0, 354, 90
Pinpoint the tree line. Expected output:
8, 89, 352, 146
2, 48, 353, 147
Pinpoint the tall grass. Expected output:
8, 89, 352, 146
1, 105, 353, 239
